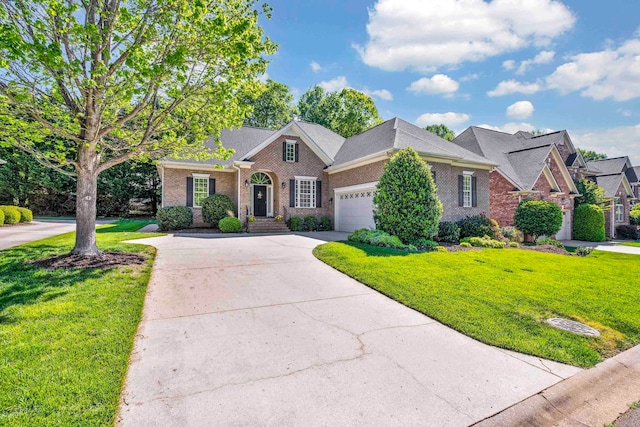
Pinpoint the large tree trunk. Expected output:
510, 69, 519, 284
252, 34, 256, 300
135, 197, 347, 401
71, 146, 102, 256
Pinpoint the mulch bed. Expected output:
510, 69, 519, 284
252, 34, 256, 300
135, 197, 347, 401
518, 244, 571, 255
25, 251, 147, 270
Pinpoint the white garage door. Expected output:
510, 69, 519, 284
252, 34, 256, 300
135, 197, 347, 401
336, 187, 376, 232
556, 210, 572, 240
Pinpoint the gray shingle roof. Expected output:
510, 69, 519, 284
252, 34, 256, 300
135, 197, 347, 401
595, 174, 624, 198
586, 157, 630, 175
331, 118, 495, 168
295, 121, 345, 160
632, 166, 640, 184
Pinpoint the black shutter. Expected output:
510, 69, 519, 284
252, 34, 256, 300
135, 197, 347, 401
289, 179, 295, 207
432, 170, 436, 184
316, 181, 322, 208
295, 143, 299, 162
472, 176, 477, 207
209, 178, 216, 195
282, 141, 286, 161
186, 177, 193, 207
458, 175, 463, 207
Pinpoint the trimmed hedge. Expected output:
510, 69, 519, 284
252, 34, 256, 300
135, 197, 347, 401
219, 217, 242, 233
0, 208, 4, 226
201, 194, 235, 228
16, 207, 33, 223
156, 206, 193, 231
573, 204, 605, 242
348, 229, 412, 250
0, 206, 21, 224
514, 199, 562, 240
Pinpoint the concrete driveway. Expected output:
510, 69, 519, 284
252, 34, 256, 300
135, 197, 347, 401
118, 233, 581, 426
0, 219, 114, 250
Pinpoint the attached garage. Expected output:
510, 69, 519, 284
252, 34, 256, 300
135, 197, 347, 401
334, 182, 377, 232
556, 209, 572, 240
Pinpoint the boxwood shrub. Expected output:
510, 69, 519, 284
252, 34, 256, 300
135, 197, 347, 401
348, 228, 412, 250
288, 216, 302, 231
437, 221, 460, 243
0, 206, 21, 224
303, 215, 318, 231
156, 206, 193, 231
457, 214, 494, 239
219, 216, 242, 233
201, 194, 235, 228
0, 208, 4, 226
319, 216, 332, 231
461, 235, 505, 248
573, 204, 605, 242
536, 237, 564, 248
16, 207, 33, 223
514, 199, 562, 240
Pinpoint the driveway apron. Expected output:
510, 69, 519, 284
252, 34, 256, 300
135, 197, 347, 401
118, 234, 580, 426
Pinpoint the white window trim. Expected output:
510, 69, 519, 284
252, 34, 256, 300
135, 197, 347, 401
285, 139, 296, 162
192, 175, 209, 208
295, 177, 317, 209
463, 174, 472, 208
615, 198, 624, 223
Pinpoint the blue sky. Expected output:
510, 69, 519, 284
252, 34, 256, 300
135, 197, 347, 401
258, 0, 640, 164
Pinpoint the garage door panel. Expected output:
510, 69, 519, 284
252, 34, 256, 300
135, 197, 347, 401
336, 189, 375, 232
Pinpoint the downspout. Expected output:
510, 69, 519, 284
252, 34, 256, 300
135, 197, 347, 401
232, 164, 241, 218
160, 166, 165, 208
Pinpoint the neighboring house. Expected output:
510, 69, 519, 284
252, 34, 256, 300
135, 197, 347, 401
585, 157, 637, 238
631, 166, 640, 204
452, 127, 580, 240
158, 118, 497, 231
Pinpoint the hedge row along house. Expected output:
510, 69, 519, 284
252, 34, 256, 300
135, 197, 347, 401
158, 118, 638, 238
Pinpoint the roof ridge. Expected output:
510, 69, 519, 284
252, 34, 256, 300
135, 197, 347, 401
470, 125, 512, 136
506, 144, 552, 154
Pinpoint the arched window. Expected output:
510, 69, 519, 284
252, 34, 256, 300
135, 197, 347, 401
250, 172, 272, 185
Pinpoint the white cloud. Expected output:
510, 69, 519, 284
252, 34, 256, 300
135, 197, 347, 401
571, 125, 640, 165
355, 0, 575, 72
503, 60, 516, 70
318, 76, 349, 92
364, 88, 394, 101
546, 39, 640, 101
408, 74, 459, 96
258, 72, 269, 83
477, 122, 553, 134
618, 109, 633, 117
460, 73, 480, 82
416, 112, 470, 127
516, 50, 555, 74
310, 61, 324, 73
506, 101, 535, 119
487, 79, 543, 97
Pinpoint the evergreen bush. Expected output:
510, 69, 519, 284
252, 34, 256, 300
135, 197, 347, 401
573, 204, 605, 242
437, 221, 460, 243
16, 207, 33, 222
514, 200, 562, 240
201, 194, 235, 228
0, 206, 21, 224
156, 206, 193, 231
219, 216, 242, 233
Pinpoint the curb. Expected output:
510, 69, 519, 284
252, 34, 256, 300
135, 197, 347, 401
474, 344, 640, 426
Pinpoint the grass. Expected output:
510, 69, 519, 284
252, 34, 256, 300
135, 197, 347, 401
0, 220, 163, 426
621, 241, 640, 247
313, 242, 640, 367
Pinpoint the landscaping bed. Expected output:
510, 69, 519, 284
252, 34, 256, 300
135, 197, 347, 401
313, 242, 640, 367
0, 220, 163, 426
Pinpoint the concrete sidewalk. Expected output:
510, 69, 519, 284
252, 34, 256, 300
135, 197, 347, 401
117, 234, 581, 426
561, 239, 640, 255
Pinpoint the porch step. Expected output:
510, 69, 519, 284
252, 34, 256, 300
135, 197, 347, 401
247, 219, 290, 233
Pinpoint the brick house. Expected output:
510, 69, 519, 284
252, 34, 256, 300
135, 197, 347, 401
631, 166, 640, 204
158, 118, 497, 231
585, 157, 637, 238
452, 127, 580, 240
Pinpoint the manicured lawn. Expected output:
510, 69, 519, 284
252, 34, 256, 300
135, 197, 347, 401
313, 242, 640, 367
0, 221, 163, 426
621, 241, 640, 247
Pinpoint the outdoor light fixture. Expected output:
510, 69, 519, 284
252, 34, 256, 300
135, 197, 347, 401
281, 182, 286, 189
244, 179, 249, 187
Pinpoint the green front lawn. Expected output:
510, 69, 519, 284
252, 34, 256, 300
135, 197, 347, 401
314, 242, 640, 367
0, 221, 163, 426
621, 241, 640, 247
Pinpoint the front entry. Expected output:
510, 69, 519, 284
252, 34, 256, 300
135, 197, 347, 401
253, 185, 267, 217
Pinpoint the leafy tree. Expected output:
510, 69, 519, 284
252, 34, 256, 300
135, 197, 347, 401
574, 179, 606, 207
514, 199, 563, 240
243, 79, 297, 129
97, 161, 161, 216
424, 124, 454, 141
0, 0, 276, 255
373, 147, 442, 244
578, 148, 607, 162
297, 86, 382, 137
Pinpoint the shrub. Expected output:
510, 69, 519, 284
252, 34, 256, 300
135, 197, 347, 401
508, 242, 519, 248
631, 210, 640, 226
514, 200, 562, 240
536, 237, 564, 248
348, 228, 411, 250
616, 225, 640, 240
573, 204, 606, 242
219, 216, 242, 233
156, 206, 193, 231
457, 214, 494, 239
576, 246, 593, 257
437, 221, 460, 243
412, 238, 438, 251
201, 194, 235, 228
466, 235, 505, 248
434, 246, 448, 252
501, 226, 524, 243
0, 206, 21, 224
319, 216, 332, 231
373, 147, 443, 244
460, 242, 472, 248
274, 215, 284, 222
288, 216, 302, 231
0, 208, 4, 226
248, 215, 256, 222
303, 215, 318, 231
16, 207, 33, 222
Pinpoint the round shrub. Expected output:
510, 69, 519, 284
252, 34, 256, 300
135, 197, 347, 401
16, 207, 33, 222
288, 216, 302, 231
219, 216, 242, 233
348, 228, 411, 250
201, 194, 235, 227
457, 214, 494, 239
373, 147, 443, 244
573, 204, 605, 242
0, 206, 21, 224
438, 221, 460, 243
303, 215, 318, 231
319, 216, 332, 231
514, 200, 562, 240
156, 206, 193, 231
460, 242, 472, 248
0, 208, 4, 226
508, 242, 519, 248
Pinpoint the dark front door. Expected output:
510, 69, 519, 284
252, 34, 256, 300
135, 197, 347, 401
253, 185, 267, 217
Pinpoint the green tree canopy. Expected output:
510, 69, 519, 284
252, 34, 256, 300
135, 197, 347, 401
578, 148, 607, 162
574, 179, 606, 207
0, 0, 276, 255
373, 147, 443, 244
424, 124, 455, 141
296, 86, 382, 137
243, 79, 297, 129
